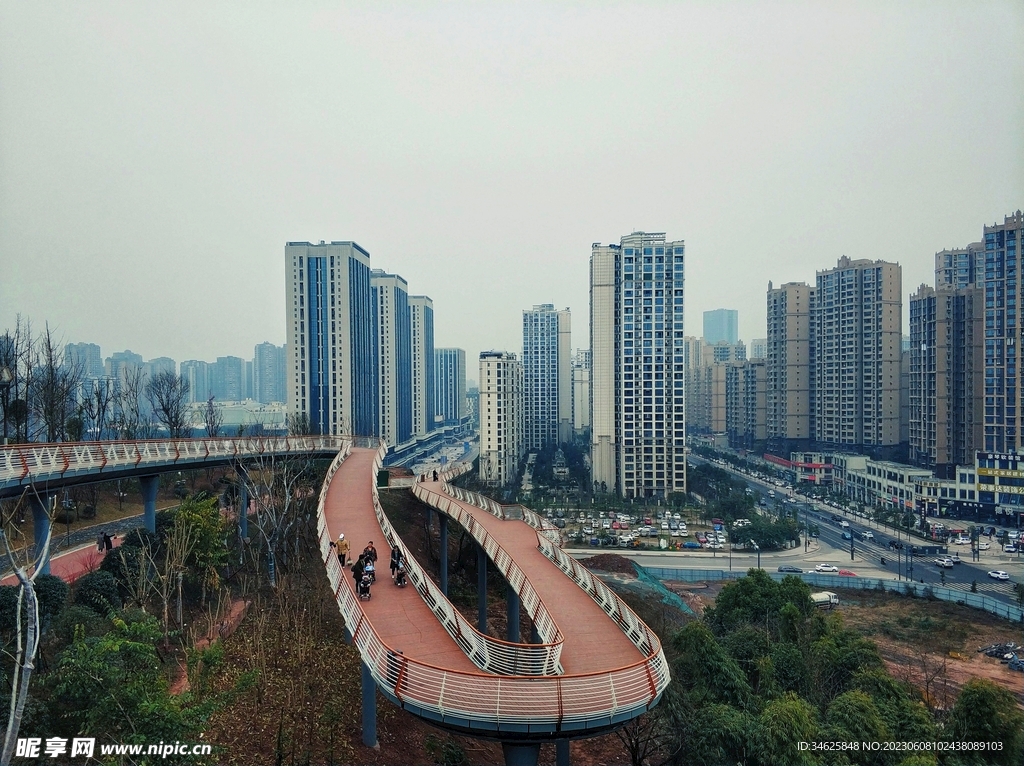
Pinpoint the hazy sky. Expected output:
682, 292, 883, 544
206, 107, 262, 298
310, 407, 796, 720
2, 2, 1022, 369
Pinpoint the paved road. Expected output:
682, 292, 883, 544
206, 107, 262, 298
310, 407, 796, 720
688, 455, 1023, 603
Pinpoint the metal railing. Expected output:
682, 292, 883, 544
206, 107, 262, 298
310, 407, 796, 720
412, 481, 564, 674
368, 446, 561, 676
438, 471, 564, 546
317, 446, 671, 731
0, 436, 348, 492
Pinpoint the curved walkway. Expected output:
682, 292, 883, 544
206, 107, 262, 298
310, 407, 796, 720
318, 444, 670, 738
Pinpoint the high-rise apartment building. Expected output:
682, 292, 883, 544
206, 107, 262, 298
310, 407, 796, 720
935, 244, 984, 289
980, 211, 1024, 453
909, 284, 983, 473
105, 350, 143, 381
522, 304, 571, 450
590, 232, 686, 498
180, 360, 210, 403
65, 343, 104, 379
285, 241, 376, 436
409, 295, 434, 437
253, 342, 286, 404
725, 359, 767, 451
211, 356, 244, 401
371, 270, 412, 447
572, 349, 591, 435
434, 348, 466, 426
815, 257, 902, 453
704, 341, 746, 365
748, 338, 768, 360
766, 281, 815, 453
478, 351, 524, 486
703, 309, 738, 345
145, 357, 176, 381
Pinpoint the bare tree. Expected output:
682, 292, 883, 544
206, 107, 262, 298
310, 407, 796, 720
0, 491, 53, 763
112, 365, 146, 439
204, 395, 223, 438
81, 377, 116, 440
28, 324, 83, 442
286, 411, 312, 436
145, 370, 191, 438
1, 317, 35, 443
236, 447, 320, 588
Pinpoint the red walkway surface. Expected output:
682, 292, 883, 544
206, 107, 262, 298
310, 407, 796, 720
1, 538, 120, 586
422, 478, 644, 674
322, 447, 477, 671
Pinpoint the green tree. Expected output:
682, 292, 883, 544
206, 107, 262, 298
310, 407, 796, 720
944, 679, 1024, 765
48, 612, 215, 749
771, 641, 810, 696
851, 669, 935, 745
823, 690, 889, 764
174, 496, 228, 604
754, 693, 819, 766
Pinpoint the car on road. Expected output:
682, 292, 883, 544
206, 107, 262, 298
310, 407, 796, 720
935, 557, 954, 568
840, 520, 850, 528
838, 570, 858, 577
988, 570, 1010, 580
777, 565, 802, 573
842, 532, 852, 541
815, 563, 840, 573
861, 530, 874, 540
950, 553, 961, 564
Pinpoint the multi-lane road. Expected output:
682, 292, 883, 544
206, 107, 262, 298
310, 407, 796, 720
688, 455, 1022, 603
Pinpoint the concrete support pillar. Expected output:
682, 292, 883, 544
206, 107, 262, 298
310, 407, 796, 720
501, 742, 540, 766
506, 583, 520, 643
140, 475, 159, 534
30, 492, 53, 576
361, 660, 377, 748
477, 544, 488, 633
556, 739, 570, 766
439, 514, 448, 597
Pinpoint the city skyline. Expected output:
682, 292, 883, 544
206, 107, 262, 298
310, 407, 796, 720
2, 4, 1020, 366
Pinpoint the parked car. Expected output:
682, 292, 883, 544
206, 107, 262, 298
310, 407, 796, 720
978, 542, 990, 551
988, 570, 1010, 580
1005, 544, 1019, 553
682, 541, 702, 549
815, 564, 839, 573
777, 565, 802, 573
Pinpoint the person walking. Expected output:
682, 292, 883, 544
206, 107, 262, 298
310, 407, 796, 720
390, 547, 405, 580
432, 469, 438, 482
363, 541, 378, 565
96, 532, 105, 552
331, 533, 351, 567
351, 554, 365, 585
102, 532, 113, 552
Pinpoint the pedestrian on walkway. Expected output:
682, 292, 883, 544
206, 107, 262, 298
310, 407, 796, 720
390, 547, 405, 580
331, 533, 351, 567
352, 554, 365, 585
432, 470, 438, 482
102, 532, 113, 552
96, 532, 104, 552
363, 541, 378, 565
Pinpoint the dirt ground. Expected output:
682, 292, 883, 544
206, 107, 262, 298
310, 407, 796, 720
835, 589, 1024, 710
683, 579, 1024, 711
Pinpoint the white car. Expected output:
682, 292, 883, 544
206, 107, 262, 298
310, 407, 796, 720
978, 542, 991, 551
935, 557, 954, 568
988, 570, 1010, 580
1005, 544, 1019, 554
861, 530, 874, 539
840, 521, 850, 529
815, 564, 840, 573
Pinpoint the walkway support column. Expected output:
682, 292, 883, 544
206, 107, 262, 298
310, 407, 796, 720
361, 660, 377, 748
439, 514, 448, 597
501, 742, 540, 766
477, 544, 488, 633
556, 739, 570, 766
506, 583, 520, 642
30, 492, 54, 576
140, 475, 159, 534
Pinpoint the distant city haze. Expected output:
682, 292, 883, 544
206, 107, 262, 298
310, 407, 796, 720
1, 3, 1021, 363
